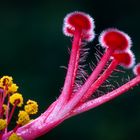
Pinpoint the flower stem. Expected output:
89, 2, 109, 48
71, 76, 140, 116
0, 91, 3, 117
80, 59, 118, 102
48, 28, 82, 120
0, 88, 7, 117
5, 94, 10, 133
57, 48, 114, 119
8, 100, 20, 125
2, 110, 66, 140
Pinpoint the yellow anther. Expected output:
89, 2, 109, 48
0, 119, 7, 130
0, 76, 13, 88
8, 133, 23, 140
24, 100, 38, 115
8, 83, 19, 94
2, 104, 7, 115
10, 93, 23, 107
17, 111, 30, 126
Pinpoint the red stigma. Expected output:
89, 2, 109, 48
99, 28, 131, 52
112, 50, 135, 68
63, 11, 95, 41
133, 63, 140, 76
66, 12, 93, 31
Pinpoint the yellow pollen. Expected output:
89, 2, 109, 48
10, 93, 23, 107
2, 104, 7, 115
17, 111, 30, 126
8, 133, 23, 140
7, 83, 19, 94
0, 76, 13, 88
0, 119, 7, 130
24, 100, 38, 115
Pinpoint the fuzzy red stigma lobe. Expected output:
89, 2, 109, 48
133, 63, 140, 75
63, 11, 95, 41
99, 28, 131, 52
66, 12, 93, 30
112, 50, 135, 68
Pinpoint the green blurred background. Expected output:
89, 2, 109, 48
0, 0, 140, 140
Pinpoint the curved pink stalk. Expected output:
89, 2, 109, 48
0, 89, 7, 117
8, 100, 20, 124
56, 48, 114, 119
48, 28, 82, 120
80, 49, 135, 102
80, 59, 118, 102
71, 76, 140, 116
5, 94, 10, 133
48, 11, 95, 120
2, 106, 66, 140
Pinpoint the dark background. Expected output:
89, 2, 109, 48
0, 0, 140, 140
